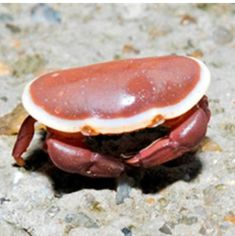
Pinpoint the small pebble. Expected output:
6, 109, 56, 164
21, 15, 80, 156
91, 201, 104, 212
213, 26, 233, 45
199, 225, 207, 235
0, 96, 8, 102
215, 184, 226, 191
64, 213, 77, 223
180, 14, 197, 25
75, 212, 99, 228
220, 123, 235, 136
199, 221, 216, 235
0, 103, 27, 135
12, 54, 45, 77
220, 221, 232, 230
46, 205, 60, 218
179, 216, 198, 225
5, 23, 21, 33
0, 13, 13, 22
159, 223, 172, 235
64, 212, 99, 230
0, 62, 11, 76
200, 137, 223, 152
121, 227, 132, 236
158, 198, 169, 208
224, 215, 235, 224
31, 4, 61, 24
116, 175, 133, 204
122, 43, 140, 54
0, 197, 10, 204
183, 173, 191, 181
145, 197, 155, 205
189, 50, 204, 58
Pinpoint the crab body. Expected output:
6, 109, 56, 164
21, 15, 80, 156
12, 55, 211, 177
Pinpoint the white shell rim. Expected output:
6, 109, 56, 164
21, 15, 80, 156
22, 57, 210, 135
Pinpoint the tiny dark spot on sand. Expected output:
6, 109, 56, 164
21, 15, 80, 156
121, 227, 132, 236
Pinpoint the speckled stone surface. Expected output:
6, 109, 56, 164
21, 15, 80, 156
0, 4, 235, 236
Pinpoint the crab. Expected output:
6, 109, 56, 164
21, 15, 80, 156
12, 55, 211, 178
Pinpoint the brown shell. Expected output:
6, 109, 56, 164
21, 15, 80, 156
29, 56, 200, 120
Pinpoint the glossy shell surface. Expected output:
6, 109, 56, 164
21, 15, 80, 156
22, 56, 210, 135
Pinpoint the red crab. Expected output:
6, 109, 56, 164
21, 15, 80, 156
12, 55, 211, 178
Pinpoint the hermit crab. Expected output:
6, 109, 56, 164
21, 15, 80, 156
12, 55, 211, 178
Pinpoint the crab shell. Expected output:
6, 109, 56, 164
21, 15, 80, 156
22, 55, 210, 135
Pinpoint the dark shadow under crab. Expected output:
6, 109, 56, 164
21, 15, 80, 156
20, 143, 202, 196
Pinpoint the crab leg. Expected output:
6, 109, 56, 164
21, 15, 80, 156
127, 97, 210, 168
12, 115, 36, 166
46, 138, 125, 178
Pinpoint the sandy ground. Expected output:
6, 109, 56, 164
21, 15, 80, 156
0, 4, 235, 236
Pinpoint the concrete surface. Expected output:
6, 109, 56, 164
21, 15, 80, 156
0, 4, 235, 236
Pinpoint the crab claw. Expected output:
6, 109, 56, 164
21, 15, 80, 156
46, 138, 125, 178
127, 96, 210, 168
12, 116, 36, 166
